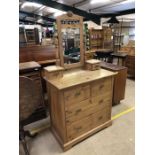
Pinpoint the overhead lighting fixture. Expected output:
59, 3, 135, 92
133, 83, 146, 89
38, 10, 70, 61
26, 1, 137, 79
90, 0, 111, 4
47, 7, 60, 13
37, 19, 43, 23
21, 2, 42, 9
121, 0, 135, 4
54, 11, 65, 17
107, 16, 119, 23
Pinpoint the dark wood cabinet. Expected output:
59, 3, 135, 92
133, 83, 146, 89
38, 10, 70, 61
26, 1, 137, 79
125, 55, 135, 78
101, 62, 127, 105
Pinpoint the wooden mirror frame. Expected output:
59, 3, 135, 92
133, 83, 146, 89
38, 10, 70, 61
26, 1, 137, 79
56, 13, 84, 69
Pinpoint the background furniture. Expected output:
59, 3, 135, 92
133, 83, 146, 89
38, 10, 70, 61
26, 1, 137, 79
120, 42, 135, 77
125, 55, 135, 78
112, 20, 135, 52
110, 52, 128, 66
89, 27, 113, 50
101, 62, 127, 105
19, 45, 58, 66
89, 29, 103, 50
19, 76, 42, 155
19, 61, 47, 121
95, 49, 113, 62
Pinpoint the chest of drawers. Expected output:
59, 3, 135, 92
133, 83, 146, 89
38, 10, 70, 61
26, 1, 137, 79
45, 69, 116, 151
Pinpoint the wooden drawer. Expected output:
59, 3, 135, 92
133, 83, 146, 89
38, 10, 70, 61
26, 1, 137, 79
44, 71, 63, 80
64, 84, 90, 106
67, 107, 111, 141
91, 78, 112, 97
92, 108, 111, 128
67, 114, 92, 141
66, 95, 111, 125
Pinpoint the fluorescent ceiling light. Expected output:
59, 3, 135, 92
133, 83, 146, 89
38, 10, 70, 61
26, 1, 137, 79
21, 2, 42, 8
121, 0, 135, 4
47, 7, 60, 13
37, 19, 43, 23
90, 0, 111, 4
54, 11, 65, 17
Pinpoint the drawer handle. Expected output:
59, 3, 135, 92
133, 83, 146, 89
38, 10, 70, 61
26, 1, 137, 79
75, 109, 82, 114
74, 126, 82, 131
98, 116, 103, 120
75, 92, 81, 97
99, 85, 104, 90
99, 99, 103, 104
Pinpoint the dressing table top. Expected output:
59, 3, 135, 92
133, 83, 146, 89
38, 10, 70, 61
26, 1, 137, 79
46, 68, 116, 90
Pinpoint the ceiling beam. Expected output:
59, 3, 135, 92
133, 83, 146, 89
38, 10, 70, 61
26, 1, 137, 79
19, 10, 56, 22
89, 0, 126, 11
25, 0, 101, 25
99, 8, 135, 18
73, 0, 90, 7
32, 5, 46, 14
19, 19, 53, 27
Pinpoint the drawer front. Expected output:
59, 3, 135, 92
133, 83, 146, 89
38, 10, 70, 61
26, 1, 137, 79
91, 78, 112, 97
92, 108, 111, 128
66, 96, 111, 126
65, 99, 91, 118
67, 107, 111, 141
67, 115, 92, 141
45, 71, 63, 80
64, 84, 90, 106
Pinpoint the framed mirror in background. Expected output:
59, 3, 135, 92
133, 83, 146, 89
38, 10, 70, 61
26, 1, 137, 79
56, 12, 84, 69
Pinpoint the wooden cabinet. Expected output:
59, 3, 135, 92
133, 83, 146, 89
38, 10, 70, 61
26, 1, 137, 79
45, 69, 116, 150
89, 29, 103, 50
125, 55, 135, 78
101, 62, 127, 105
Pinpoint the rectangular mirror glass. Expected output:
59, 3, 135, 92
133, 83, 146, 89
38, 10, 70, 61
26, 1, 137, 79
61, 28, 80, 64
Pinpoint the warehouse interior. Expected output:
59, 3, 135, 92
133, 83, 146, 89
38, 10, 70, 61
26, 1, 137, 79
19, 0, 135, 155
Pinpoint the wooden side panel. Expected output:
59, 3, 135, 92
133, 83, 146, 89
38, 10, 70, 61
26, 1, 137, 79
50, 86, 67, 142
113, 69, 127, 104
125, 55, 135, 77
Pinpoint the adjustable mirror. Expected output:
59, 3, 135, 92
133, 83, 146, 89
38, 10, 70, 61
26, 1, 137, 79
56, 12, 84, 69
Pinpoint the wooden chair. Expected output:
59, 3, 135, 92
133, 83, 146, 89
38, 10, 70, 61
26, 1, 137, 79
19, 76, 42, 155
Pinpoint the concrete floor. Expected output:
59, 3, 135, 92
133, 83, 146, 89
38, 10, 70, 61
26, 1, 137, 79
20, 79, 135, 155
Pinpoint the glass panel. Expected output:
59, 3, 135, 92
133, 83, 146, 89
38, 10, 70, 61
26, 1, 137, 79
61, 28, 80, 64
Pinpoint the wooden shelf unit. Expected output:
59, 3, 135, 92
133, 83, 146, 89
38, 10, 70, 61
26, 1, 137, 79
89, 28, 113, 51
89, 29, 103, 50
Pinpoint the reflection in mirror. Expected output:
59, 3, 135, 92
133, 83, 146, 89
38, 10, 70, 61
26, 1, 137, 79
61, 28, 80, 64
